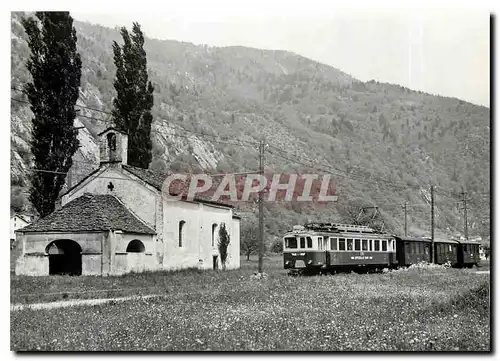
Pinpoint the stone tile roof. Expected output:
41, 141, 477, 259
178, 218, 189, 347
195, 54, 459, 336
123, 164, 170, 191
123, 165, 233, 208
21, 194, 155, 234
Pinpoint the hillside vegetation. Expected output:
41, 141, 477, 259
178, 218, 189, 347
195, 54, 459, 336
10, 12, 490, 240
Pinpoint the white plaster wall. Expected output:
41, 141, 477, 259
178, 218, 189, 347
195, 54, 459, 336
11, 216, 29, 239
82, 255, 102, 276
230, 218, 241, 270
15, 232, 106, 276
15, 255, 48, 276
199, 205, 237, 270
162, 200, 201, 270
162, 200, 240, 271
20, 232, 103, 255
62, 166, 160, 230
108, 232, 158, 275
113, 253, 157, 275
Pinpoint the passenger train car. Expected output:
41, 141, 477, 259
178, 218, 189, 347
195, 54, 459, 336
283, 223, 480, 274
283, 223, 397, 274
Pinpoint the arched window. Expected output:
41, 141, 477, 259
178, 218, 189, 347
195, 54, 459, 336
126, 239, 145, 253
179, 220, 186, 247
212, 223, 218, 247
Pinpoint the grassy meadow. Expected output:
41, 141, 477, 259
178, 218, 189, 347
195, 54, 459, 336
11, 256, 490, 351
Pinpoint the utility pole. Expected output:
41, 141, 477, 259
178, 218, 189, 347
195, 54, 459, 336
430, 185, 435, 263
460, 187, 470, 240
258, 139, 265, 274
402, 202, 408, 237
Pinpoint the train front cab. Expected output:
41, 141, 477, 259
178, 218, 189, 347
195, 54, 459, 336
457, 241, 480, 268
394, 236, 432, 266
283, 235, 327, 274
433, 240, 459, 266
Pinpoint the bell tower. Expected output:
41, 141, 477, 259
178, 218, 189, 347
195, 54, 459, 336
98, 127, 128, 165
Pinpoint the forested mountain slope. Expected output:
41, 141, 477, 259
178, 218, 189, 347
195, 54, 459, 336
10, 12, 490, 240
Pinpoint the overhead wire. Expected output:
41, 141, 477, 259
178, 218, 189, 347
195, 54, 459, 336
12, 85, 488, 222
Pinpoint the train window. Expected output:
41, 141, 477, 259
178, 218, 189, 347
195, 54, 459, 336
347, 239, 353, 251
374, 240, 380, 251
307, 237, 313, 248
354, 239, 361, 251
362, 239, 368, 251
381, 240, 387, 251
369, 239, 373, 251
285, 237, 297, 249
330, 238, 337, 251
391, 240, 395, 251
424, 245, 429, 255
339, 238, 346, 251
448, 245, 452, 252
300, 237, 305, 248
318, 237, 323, 250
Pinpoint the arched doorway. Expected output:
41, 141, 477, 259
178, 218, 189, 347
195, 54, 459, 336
46, 240, 82, 276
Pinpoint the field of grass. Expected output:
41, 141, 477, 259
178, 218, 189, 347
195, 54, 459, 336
11, 256, 490, 351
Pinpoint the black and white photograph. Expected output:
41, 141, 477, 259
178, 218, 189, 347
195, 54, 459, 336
7, 0, 492, 352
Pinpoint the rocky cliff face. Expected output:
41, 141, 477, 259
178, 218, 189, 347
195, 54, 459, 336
10, 12, 490, 239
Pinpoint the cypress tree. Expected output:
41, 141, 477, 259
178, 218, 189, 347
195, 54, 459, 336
112, 22, 154, 169
22, 12, 82, 217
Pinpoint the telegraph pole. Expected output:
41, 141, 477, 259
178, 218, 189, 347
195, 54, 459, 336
460, 187, 470, 240
430, 185, 435, 263
258, 139, 265, 274
402, 202, 408, 237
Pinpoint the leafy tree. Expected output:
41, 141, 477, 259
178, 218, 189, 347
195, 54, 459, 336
240, 218, 259, 260
270, 239, 283, 253
150, 158, 168, 173
111, 22, 154, 169
22, 12, 82, 217
217, 222, 231, 269
11, 186, 26, 213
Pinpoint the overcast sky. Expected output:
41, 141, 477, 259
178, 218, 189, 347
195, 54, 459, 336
72, 7, 490, 107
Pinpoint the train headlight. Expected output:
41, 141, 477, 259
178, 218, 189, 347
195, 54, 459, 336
285, 261, 290, 265
318, 261, 323, 265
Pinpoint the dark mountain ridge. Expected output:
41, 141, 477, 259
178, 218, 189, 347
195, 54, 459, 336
10, 12, 490, 241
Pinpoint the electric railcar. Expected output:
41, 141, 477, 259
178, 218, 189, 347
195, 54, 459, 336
283, 223, 481, 274
283, 223, 397, 274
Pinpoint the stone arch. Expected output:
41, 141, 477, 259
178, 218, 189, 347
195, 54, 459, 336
45, 239, 82, 276
107, 132, 117, 160
126, 239, 145, 253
